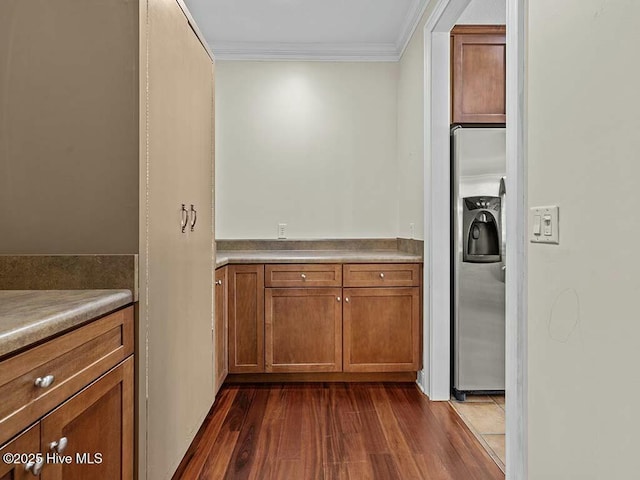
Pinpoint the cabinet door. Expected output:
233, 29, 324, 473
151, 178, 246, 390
265, 288, 342, 373
451, 26, 506, 124
215, 267, 228, 391
343, 288, 420, 372
145, 0, 215, 477
0, 424, 40, 480
40, 358, 133, 480
228, 265, 265, 373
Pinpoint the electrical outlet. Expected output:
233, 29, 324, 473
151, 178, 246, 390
277, 223, 287, 239
409, 223, 415, 239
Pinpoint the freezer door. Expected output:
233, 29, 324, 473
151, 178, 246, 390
454, 261, 506, 390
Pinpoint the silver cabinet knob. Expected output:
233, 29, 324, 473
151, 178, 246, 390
337, 296, 341, 302
379, 273, 385, 279
301, 273, 306, 280
49, 437, 68, 453
34, 375, 55, 388
25, 459, 44, 476
215, 279, 223, 286
345, 297, 350, 303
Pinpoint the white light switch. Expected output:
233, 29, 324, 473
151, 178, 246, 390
530, 206, 559, 244
533, 215, 541, 236
543, 215, 552, 236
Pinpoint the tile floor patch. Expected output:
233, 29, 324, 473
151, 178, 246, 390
450, 396, 506, 473
452, 403, 505, 434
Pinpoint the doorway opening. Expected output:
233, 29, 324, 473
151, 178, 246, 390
419, 0, 527, 478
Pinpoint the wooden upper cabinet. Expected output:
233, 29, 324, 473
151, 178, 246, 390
215, 267, 228, 391
265, 288, 342, 373
451, 25, 506, 124
228, 265, 265, 374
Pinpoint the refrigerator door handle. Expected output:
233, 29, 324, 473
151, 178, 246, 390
499, 176, 507, 283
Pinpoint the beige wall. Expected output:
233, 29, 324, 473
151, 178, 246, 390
0, 0, 139, 254
527, 1, 640, 478
215, 61, 399, 239
395, 0, 504, 242
396, 9, 431, 241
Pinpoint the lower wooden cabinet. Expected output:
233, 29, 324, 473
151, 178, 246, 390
214, 267, 228, 391
226, 263, 422, 377
40, 358, 133, 480
0, 359, 133, 480
343, 287, 420, 372
265, 288, 342, 372
228, 265, 265, 373
0, 306, 134, 480
0, 424, 40, 480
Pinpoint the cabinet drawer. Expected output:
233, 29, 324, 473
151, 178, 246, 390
265, 264, 342, 288
0, 306, 134, 446
343, 264, 421, 287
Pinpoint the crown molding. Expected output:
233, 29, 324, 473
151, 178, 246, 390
209, 0, 429, 62
396, 0, 430, 56
212, 41, 400, 62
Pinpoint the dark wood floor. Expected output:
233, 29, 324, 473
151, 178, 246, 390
175, 383, 504, 480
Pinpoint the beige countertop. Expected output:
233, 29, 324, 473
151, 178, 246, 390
215, 249, 422, 269
0, 290, 133, 358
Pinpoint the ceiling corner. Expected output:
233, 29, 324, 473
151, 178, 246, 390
395, 0, 430, 58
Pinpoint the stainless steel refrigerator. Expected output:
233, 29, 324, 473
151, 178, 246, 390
452, 126, 506, 400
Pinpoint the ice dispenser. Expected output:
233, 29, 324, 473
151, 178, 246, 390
462, 196, 502, 263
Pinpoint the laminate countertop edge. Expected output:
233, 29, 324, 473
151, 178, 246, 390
0, 290, 133, 359
215, 250, 423, 269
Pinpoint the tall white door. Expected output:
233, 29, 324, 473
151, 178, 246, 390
144, 0, 214, 478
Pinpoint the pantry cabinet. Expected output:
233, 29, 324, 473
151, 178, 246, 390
451, 25, 506, 124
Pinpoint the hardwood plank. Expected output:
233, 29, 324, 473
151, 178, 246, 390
174, 386, 239, 479
174, 383, 504, 480
247, 386, 286, 480
225, 386, 270, 479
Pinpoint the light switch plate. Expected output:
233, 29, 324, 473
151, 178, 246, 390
530, 206, 559, 244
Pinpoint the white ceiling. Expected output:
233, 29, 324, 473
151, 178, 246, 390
183, 0, 430, 61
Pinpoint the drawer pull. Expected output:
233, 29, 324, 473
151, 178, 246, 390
345, 297, 350, 303
300, 273, 306, 280
379, 273, 385, 279
337, 296, 341, 302
24, 459, 44, 476
49, 437, 68, 453
34, 374, 55, 388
